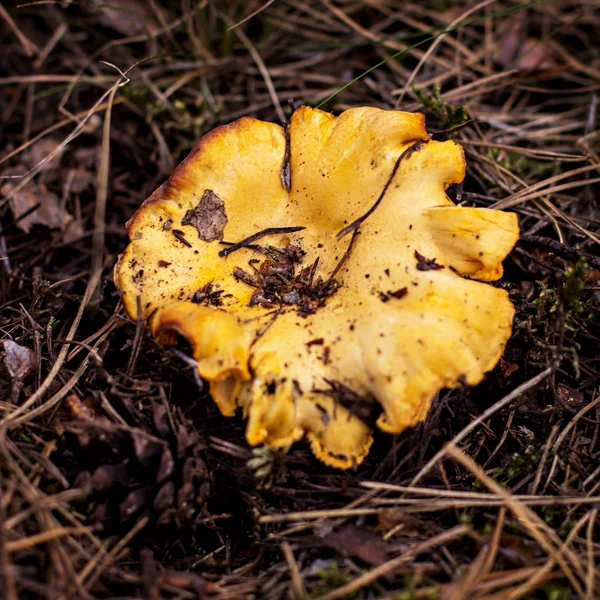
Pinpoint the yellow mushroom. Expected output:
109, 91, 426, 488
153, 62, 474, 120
115, 106, 519, 469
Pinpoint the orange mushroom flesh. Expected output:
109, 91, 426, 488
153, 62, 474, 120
115, 106, 519, 469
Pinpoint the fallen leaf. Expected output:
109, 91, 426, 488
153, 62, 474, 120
181, 189, 228, 242
378, 509, 440, 539
68, 168, 94, 194
499, 359, 519, 378
2, 169, 74, 233
88, 0, 165, 36
557, 383, 585, 405
22, 138, 64, 172
497, 24, 559, 71
1, 340, 36, 403
324, 524, 388, 566
494, 532, 537, 567
63, 394, 98, 420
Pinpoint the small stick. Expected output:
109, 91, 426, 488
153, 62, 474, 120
337, 139, 427, 238
520, 235, 600, 270
281, 542, 306, 599
219, 226, 305, 257
326, 229, 359, 285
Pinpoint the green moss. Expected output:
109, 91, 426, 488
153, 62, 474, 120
522, 582, 572, 600
495, 447, 541, 484
473, 446, 541, 491
542, 505, 577, 539
18, 431, 33, 443
47, 316, 60, 331
562, 258, 589, 314
393, 575, 439, 600
307, 562, 391, 599
535, 258, 594, 320
532, 257, 596, 377
412, 84, 468, 130
310, 561, 358, 599
458, 513, 473, 526
394, 588, 439, 600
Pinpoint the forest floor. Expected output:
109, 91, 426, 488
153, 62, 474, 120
1, 1, 600, 598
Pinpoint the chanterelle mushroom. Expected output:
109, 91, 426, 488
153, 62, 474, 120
115, 106, 519, 469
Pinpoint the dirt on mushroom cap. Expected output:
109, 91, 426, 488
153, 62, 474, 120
114, 105, 519, 469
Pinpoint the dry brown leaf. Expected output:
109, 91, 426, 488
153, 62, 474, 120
324, 524, 388, 566
497, 24, 559, 71
88, 0, 167, 37
2, 168, 74, 233
1, 340, 36, 403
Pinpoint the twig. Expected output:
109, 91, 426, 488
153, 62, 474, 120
0, 4, 38, 57
337, 139, 428, 238
326, 229, 359, 284
519, 235, 600, 269
219, 226, 305, 257
281, 542, 305, 599
5, 527, 90, 553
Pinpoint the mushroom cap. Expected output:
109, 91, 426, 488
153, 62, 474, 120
115, 106, 519, 469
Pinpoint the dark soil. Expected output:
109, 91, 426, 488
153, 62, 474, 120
1, 1, 599, 598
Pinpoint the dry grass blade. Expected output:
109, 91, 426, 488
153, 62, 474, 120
410, 366, 554, 486
446, 445, 587, 597
4, 526, 90, 552
224, 12, 285, 123
0, 66, 127, 430
0, 269, 103, 432
495, 176, 600, 211
585, 510, 597, 600
1, 2, 599, 598
396, 0, 497, 104
506, 511, 593, 599
78, 516, 149, 591
259, 508, 381, 523
0, 4, 38, 57
281, 541, 306, 599
227, 0, 277, 30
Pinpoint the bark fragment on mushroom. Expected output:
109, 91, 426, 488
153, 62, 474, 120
115, 106, 519, 469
